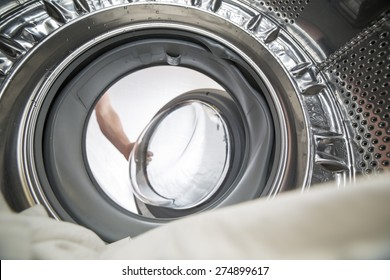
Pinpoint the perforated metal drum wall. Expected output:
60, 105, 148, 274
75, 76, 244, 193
254, 0, 310, 24
324, 17, 390, 176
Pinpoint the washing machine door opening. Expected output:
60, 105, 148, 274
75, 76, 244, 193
84, 64, 275, 217
84, 66, 238, 213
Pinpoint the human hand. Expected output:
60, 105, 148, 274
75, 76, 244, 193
146, 150, 154, 164
123, 142, 153, 164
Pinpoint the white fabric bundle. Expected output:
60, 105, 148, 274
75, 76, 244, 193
1, 174, 389, 259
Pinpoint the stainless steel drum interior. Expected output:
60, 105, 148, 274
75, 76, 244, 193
0, 0, 388, 241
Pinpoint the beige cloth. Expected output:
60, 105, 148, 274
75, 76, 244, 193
1, 174, 390, 259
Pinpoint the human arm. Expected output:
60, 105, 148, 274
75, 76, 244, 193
95, 93, 134, 160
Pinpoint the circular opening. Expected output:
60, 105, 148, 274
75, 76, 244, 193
85, 66, 225, 213
130, 100, 231, 209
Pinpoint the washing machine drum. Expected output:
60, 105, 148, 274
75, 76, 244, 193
0, 0, 389, 241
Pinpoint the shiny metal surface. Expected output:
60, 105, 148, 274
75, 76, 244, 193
324, 19, 390, 176
0, 0, 388, 232
0, 1, 60, 79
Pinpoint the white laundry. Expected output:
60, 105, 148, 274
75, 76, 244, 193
1, 174, 390, 259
